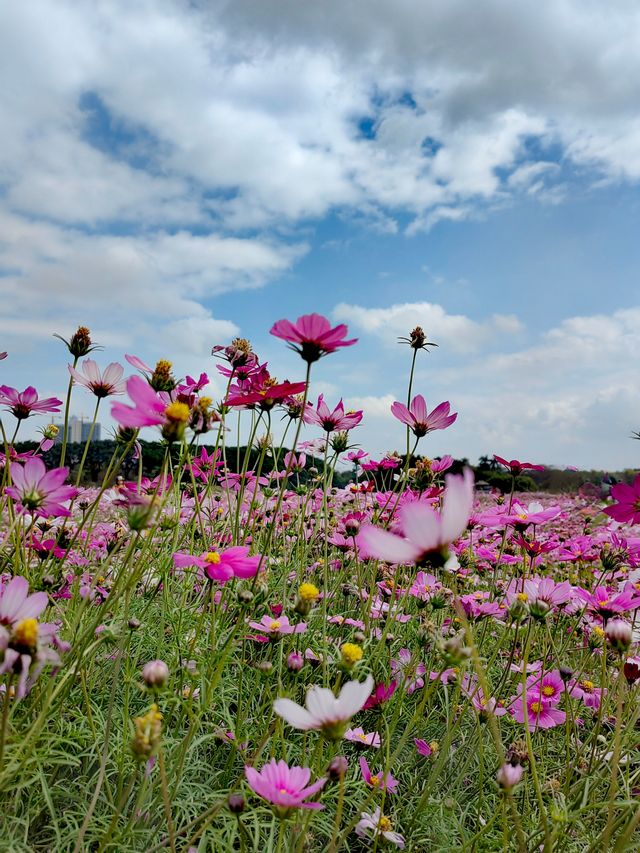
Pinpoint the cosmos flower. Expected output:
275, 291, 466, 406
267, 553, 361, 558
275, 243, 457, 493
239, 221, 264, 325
510, 693, 566, 730
604, 474, 640, 525
0, 576, 48, 628
356, 808, 405, 848
5, 458, 78, 518
270, 313, 357, 362
68, 359, 126, 398
359, 757, 399, 793
344, 727, 381, 748
273, 675, 374, 739
244, 759, 327, 814
391, 395, 457, 438
303, 395, 363, 432
172, 546, 261, 582
358, 469, 474, 564
248, 614, 307, 638
494, 456, 544, 475
0, 386, 62, 420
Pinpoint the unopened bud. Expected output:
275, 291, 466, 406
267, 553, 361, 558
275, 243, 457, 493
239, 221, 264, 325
142, 659, 170, 688
227, 793, 245, 813
327, 755, 348, 781
605, 619, 633, 653
496, 762, 524, 790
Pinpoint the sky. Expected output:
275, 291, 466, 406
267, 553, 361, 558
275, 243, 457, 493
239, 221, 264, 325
1, 0, 639, 469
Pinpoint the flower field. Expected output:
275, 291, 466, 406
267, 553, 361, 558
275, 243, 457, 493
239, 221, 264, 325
0, 317, 638, 852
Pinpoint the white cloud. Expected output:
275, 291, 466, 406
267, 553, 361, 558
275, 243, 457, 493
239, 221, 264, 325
336, 306, 640, 469
333, 301, 523, 353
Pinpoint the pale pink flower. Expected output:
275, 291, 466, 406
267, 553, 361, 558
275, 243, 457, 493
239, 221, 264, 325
68, 359, 125, 398
304, 395, 363, 432
356, 808, 405, 848
245, 759, 326, 813
358, 469, 474, 564
5, 458, 78, 517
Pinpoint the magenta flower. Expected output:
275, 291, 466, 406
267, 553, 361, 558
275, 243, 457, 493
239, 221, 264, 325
604, 474, 640, 525
270, 313, 357, 363
358, 469, 474, 564
304, 395, 363, 432
68, 359, 125, 398
173, 546, 261, 582
414, 739, 434, 758
245, 759, 327, 814
362, 680, 397, 710
574, 586, 640, 621
359, 757, 399, 793
5, 458, 78, 517
391, 395, 457, 438
248, 614, 307, 638
510, 693, 566, 730
111, 376, 168, 428
0, 386, 62, 420
503, 501, 562, 527
520, 670, 565, 705
494, 456, 544, 475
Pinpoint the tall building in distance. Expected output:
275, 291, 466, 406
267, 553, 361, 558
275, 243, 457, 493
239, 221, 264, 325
52, 416, 101, 443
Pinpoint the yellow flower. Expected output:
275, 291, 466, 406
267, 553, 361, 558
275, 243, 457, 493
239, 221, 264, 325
298, 583, 320, 602
341, 643, 363, 667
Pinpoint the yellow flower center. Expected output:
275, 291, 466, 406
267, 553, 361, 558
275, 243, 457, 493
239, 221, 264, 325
164, 401, 190, 423
370, 775, 380, 786
13, 618, 38, 649
299, 583, 320, 602
530, 701, 543, 714
269, 620, 281, 631
378, 816, 392, 832
542, 685, 555, 697
341, 643, 363, 665
581, 680, 594, 691
205, 551, 221, 564
516, 592, 528, 602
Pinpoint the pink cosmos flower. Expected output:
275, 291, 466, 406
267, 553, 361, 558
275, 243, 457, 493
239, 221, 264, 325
0, 386, 62, 420
304, 395, 363, 432
270, 313, 357, 363
111, 376, 169, 428
574, 586, 640, 621
494, 456, 544, 475
604, 474, 640, 525
510, 693, 566, 730
520, 670, 565, 705
225, 379, 307, 409
568, 679, 606, 710
391, 395, 457, 438
172, 546, 261, 582
273, 675, 374, 738
68, 359, 126, 398
245, 759, 327, 814
5, 458, 78, 517
362, 680, 397, 710
391, 649, 426, 694
358, 469, 474, 564
359, 757, 399, 793
0, 576, 48, 628
414, 739, 434, 757
248, 614, 307, 638
345, 727, 381, 748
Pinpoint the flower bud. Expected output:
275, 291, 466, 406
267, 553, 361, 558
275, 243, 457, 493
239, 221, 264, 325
496, 762, 524, 790
327, 755, 348, 781
286, 651, 304, 672
256, 661, 273, 675
227, 793, 246, 814
605, 619, 633, 653
623, 655, 640, 685
142, 659, 170, 688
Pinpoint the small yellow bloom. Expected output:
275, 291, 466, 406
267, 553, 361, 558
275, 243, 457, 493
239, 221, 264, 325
341, 642, 363, 666
164, 401, 190, 423
298, 583, 320, 602
13, 618, 38, 650
205, 551, 221, 564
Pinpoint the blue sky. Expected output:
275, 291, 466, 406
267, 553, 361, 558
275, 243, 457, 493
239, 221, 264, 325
1, 0, 639, 468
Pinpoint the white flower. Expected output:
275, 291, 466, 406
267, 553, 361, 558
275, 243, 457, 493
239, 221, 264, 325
356, 808, 405, 848
273, 675, 374, 739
